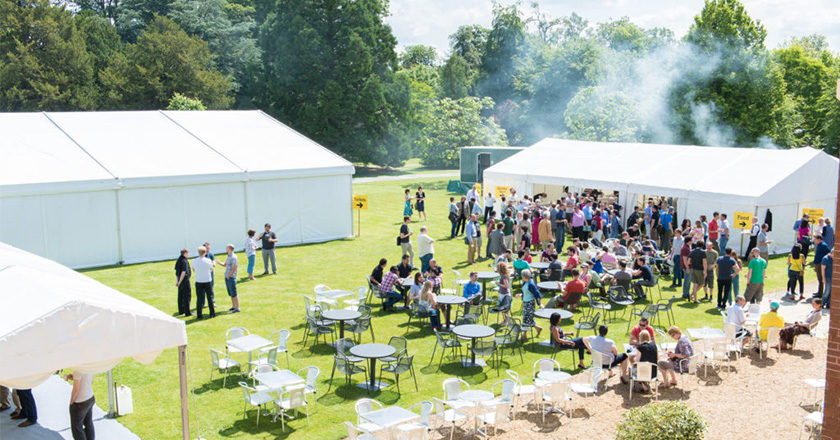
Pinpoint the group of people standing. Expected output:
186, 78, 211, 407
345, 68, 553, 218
173, 222, 282, 319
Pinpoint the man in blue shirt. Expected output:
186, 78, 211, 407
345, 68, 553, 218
823, 219, 834, 248
466, 214, 478, 264
583, 201, 593, 222
660, 208, 673, 253
821, 252, 832, 309
812, 234, 830, 297
463, 271, 482, 300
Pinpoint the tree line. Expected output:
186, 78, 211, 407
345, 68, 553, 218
1, 0, 838, 167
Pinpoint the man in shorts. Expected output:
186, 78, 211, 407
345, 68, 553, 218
218, 244, 240, 313
744, 248, 767, 303
688, 242, 707, 303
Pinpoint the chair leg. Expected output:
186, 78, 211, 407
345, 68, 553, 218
412, 365, 418, 391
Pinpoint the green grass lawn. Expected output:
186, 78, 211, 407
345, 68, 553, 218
80, 176, 797, 440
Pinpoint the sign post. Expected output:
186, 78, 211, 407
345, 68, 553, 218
352, 195, 368, 237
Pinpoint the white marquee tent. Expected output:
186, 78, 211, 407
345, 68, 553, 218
0, 110, 355, 268
483, 138, 839, 254
0, 241, 192, 438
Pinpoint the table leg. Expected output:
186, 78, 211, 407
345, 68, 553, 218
481, 281, 487, 301
369, 359, 376, 389
339, 321, 345, 340
470, 337, 477, 365
444, 305, 452, 329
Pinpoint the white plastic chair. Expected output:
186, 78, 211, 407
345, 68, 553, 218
396, 401, 433, 440
569, 367, 601, 397
274, 384, 308, 431
226, 327, 250, 355
209, 348, 240, 387
355, 398, 386, 434
760, 327, 782, 359
260, 330, 290, 368
505, 370, 536, 419
297, 366, 320, 397
540, 381, 571, 423
476, 400, 510, 435
702, 340, 730, 375
723, 322, 744, 359
442, 377, 472, 410
314, 284, 338, 309
532, 358, 561, 387
250, 346, 279, 371
344, 286, 369, 309
799, 411, 823, 440
239, 381, 273, 427
432, 397, 468, 440
629, 362, 659, 401
345, 421, 388, 440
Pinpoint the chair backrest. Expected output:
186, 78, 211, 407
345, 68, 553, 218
587, 312, 601, 326
353, 317, 371, 332
226, 327, 249, 340
336, 338, 356, 356
493, 379, 515, 402
546, 381, 568, 402
591, 349, 614, 368
314, 284, 331, 294
766, 327, 781, 345
533, 358, 559, 378
355, 398, 383, 423
432, 398, 447, 420
209, 348, 223, 368
723, 322, 737, 341
712, 341, 728, 357
686, 353, 702, 374
358, 305, 372, 319
286, 385, 306, 408
356, 286, 368, 300
508, 324, 522, 341
388, 336, 408, 356
239, 381, 256, 400
506, 369, 521, 386
254, 364, 275, 374
634, 361, 656, 380
265, 347, 278, 365
410, 401, 433, 426
396, 355, 414, 372
452, 269, 463, 281
434, 330, 449, 347
272, 330, 291, 351
443, 378, 466, 400
344, 421, 359, 440
299, 366, 319, 389
747, 303, 760, 317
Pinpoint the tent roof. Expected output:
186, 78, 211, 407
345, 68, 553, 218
0, 110, 354, 193
484, 138, 839, 204
0, 241, 187, 388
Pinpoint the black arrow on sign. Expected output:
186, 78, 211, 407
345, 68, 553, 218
356, 202, 364, 208
739, 221, 747, 227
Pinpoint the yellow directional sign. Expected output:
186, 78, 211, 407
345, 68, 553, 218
733, 212, 753, 230
352, 195, 368, 210
495, 185, 510, 198
803, 208, 824, 223
475, 183, 482, 197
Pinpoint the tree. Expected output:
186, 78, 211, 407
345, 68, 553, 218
417, 97, 507, 168
258, 0, 410, 166
100, 15, 232, 109
167, 92, 206, 110
686, 0, 767, 51
0, 0, 98, 111
399, 45, 437, 68
115, 0, 172, 41
449, 24, 489, 70
439, 54, 472, 99
168, 0, 261, 99
479, 3, 527, 104
564, 86, 647, 142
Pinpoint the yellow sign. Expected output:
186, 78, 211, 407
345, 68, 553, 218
733, 212, 753, 230
495, 185, 510, 198
475, 183, 482, 197
352, 195, 368, 210
803, 208, 824, 224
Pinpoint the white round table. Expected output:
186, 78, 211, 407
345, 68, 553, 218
537, 370, 571, 383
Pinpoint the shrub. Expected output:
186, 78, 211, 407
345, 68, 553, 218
615, 401, 706, 440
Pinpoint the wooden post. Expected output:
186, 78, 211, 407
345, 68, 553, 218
823, 79, 840, 440
178, 345, 190, 440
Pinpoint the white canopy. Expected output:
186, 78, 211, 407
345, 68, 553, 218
0, 241, 187, 389
484, 138, 838, 254
0, 110, 354, 268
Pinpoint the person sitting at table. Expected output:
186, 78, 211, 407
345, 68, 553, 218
462, 271, 482, 306
408, 272, 424, 306
579, 242, 592, 263
555, 269, 585, 310
544, 253, 564, 281
726, 296, 752, 343
495, 262, 512, 326
779, 298, 822, 349
540, 242, 557, 262
631, 256, 655, 300
369, 258, 387, 289
378, 265, 404, 312
419, 280, 442, 330
518, 225, 532, 254
615, 241, 630, 257
549, 312, 587, 369
495, 249, 513, 267
629, 317, 656, 346
583, 325, 630, 383
630, 331, 658, 393
580, 263, 606, 296
758, 301, 785, 345
562, 247, 579, 277
612, 260, 633, 292
513, 250, 531, 278
424, 259, 443, 292
657, 326, 694, 388
520, 269, 544, 339
397, 254, 414, 278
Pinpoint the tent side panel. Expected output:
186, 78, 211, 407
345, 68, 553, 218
118, 183, 246, 264
298, 174, 352, 242
756, 203, 799, 256
246, 179, 303, 246
0, 191, 119, 268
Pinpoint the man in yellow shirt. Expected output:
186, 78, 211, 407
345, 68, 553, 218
758, 301, 785, 341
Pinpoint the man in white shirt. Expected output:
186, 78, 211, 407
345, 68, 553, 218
726, 296, 751, 342
66, 370, 95, 439
466, 185, 478, 207
718, 213, 730, 252
192, 246, 216, 319
484, 192, 496, 223
417, 226, 435, 273
583, 325, 629, 382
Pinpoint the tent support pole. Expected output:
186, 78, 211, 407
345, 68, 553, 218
178, 345, 190, 440
106, 369, 116, 418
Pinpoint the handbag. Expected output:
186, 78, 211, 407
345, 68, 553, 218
396, 236, 401, 246
464, 236, 471, 245
448, 212, 457, 222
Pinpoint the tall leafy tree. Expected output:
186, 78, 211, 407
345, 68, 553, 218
0, 0, 98, 110
399, 45, 437, 68
114, 0, 172, 41
258, 0, 410, 165
564, 86, 647, 141
479, 3, 526, 104
417, 97, 507, 168
450, 25, 489, 70
100, 15, 232, 109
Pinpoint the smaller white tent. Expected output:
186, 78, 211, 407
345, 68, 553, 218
0, 241, 190, 437
484, 138, 839, 254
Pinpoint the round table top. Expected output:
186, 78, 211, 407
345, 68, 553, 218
458, 390, 494, 402
349, 343, 396, 359
452, 324, 495, 339
537, 371, 571, 383
436, 295, 468, 305
399, 278, 413, 285
321, 309, 362, 321
529, 262, 550, 269
476, 271, 499, 280
536, 281, 563, 290
534, 308, 573, 320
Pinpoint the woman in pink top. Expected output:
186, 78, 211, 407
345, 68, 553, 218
532, 211, 542, 251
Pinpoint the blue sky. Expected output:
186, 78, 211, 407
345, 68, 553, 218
386, 0, 840, 54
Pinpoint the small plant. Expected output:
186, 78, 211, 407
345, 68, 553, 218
167, 93, 206, 110
615, 401, 706, 440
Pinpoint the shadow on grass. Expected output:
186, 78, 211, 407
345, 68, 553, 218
193, 375, 242, 394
